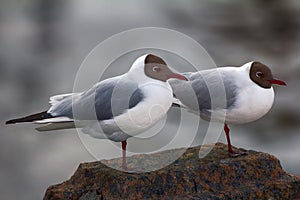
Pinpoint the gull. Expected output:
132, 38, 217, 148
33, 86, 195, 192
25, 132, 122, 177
170, 61, 286, 157
6, 54, 187, 170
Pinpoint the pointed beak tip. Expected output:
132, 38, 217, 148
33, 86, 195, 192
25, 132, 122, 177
169, 73, 188, 81
268, 79, 287, 86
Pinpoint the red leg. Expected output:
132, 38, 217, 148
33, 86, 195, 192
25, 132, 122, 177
121, 140, 127, 170
120, 140, 139, 172
224, 123, 233, 153
224, 123, 246, 157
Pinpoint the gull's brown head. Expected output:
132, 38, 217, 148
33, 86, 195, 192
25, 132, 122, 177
144, 54, 187, 82
249, 61, 286, 88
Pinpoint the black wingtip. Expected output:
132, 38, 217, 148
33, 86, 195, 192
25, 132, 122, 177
5, 111, 52, 125
5, 119, 15, 125
172, 103, 181, 108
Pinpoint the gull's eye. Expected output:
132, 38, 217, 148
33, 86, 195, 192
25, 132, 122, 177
256, 71, 263, 78
152, 66, 161, 72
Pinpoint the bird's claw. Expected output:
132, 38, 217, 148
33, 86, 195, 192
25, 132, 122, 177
228, 150, 247, 158
121, 165, 140, 173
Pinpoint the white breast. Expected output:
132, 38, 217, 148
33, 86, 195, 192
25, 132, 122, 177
113, 81, 173, 136
225, 83, 275, 124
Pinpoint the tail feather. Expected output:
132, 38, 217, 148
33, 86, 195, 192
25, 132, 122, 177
36, 122, 76, 131
172, 98, 187, 108
6, 111, 52, 124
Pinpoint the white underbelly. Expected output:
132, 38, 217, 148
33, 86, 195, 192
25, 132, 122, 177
113, 83, 173, 136
225, 86, 275, 124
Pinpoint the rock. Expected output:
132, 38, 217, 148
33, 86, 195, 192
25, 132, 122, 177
44, 143, 300, 200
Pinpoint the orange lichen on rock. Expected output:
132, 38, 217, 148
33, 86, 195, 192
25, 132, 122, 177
44, 143, 300, 200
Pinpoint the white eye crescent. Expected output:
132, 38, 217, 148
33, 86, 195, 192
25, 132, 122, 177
152, 66, 161, 72
256, 71, 263, 78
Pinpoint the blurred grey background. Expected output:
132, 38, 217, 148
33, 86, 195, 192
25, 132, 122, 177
1, 0, 300, 199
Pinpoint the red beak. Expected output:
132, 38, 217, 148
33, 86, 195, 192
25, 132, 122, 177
268, 79, 287, 86
169, 73, 187, 81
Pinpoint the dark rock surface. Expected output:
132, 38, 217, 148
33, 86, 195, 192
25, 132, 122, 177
44, 143, 300, 200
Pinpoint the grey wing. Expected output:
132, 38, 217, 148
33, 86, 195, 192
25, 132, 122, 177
48, 77, 145, 121
170, 69, 237, 113
81, 121, 131, 142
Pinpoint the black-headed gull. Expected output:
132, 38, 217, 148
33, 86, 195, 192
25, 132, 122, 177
170, 61, 286, 157
6, 54, 187, 170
